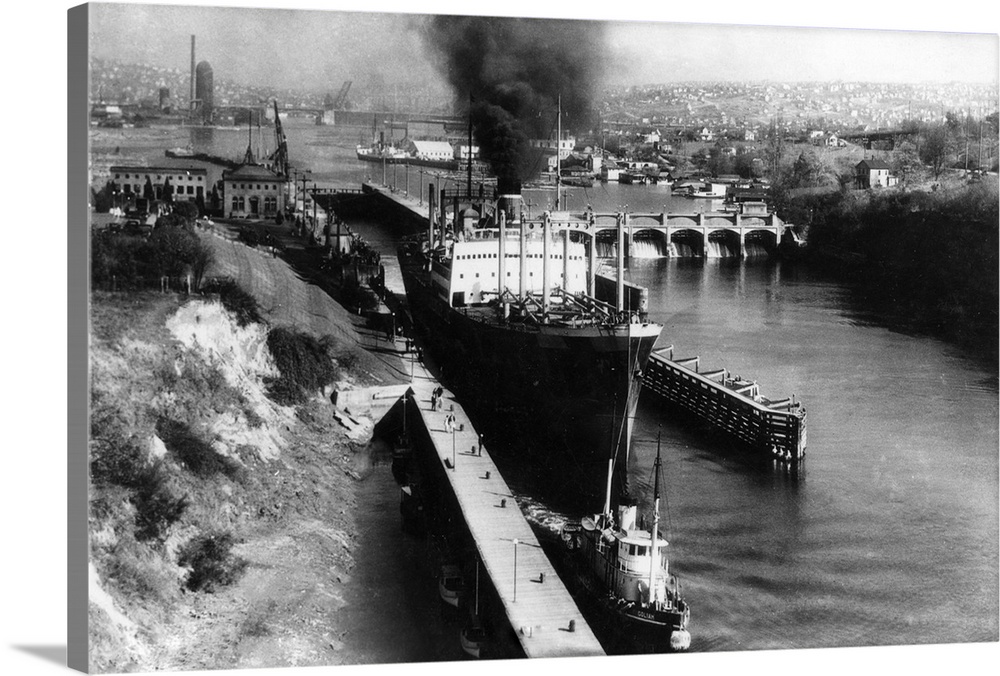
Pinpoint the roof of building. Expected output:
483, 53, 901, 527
857, 159, 891, 170
223, 163, 285, 181
411, 140, 454, 155
110, 166, 207, 175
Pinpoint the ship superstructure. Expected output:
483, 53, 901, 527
398, 191, 661, 493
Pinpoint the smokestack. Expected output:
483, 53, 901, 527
190, 35, 195, 111
423, 16, 605, 192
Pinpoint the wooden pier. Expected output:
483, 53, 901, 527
643, 346, 807, 464
404, 376, 605, 658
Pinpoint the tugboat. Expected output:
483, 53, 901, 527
564, 429, 691, 652
438, 564, 465, 608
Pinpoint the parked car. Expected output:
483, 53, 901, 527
123, 219, 153, 238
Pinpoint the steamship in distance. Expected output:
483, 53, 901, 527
398, 190, 662, 486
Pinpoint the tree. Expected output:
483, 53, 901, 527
788, 150, 833, 188
171, 200, 199, 224
706, 146, 735, 177
764, 116, 786, 180
920, 125, 950, 179
162, 177, 174, 202
92, 180, 116, 213
143, 176, 155, 201
889, 140, 923, 185
734, 152, 763, 179
209, 186, 221, 215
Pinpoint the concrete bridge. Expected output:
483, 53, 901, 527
529, 208, 792, 259
360, 182, 793, 258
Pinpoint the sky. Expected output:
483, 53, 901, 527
86, 0, 999, 92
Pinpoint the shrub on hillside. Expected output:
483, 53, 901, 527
131, 460, 191, 541
238, 226, 261, 247
99, 536, 180, 605
155, 417, 247, 483
265, 328, 338, 405
177, 531, 248, 593
200, 278, 263, 327
90, 423, 190, 542
91, 227, 214, 290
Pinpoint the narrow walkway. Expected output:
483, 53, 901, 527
407, 371, 604, 658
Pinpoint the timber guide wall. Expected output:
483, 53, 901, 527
642, 348, 807, 464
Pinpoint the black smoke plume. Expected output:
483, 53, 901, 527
422, 15, 606, 193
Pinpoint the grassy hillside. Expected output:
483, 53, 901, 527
88, 232, 409, 671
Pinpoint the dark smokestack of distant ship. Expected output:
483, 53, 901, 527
190, 35, 196, 112
422, 15, 605, 194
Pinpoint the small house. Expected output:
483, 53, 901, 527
855, 159, 898, 189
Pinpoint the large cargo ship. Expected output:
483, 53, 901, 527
398, 191, 661, 493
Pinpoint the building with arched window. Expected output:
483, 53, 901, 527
222, 164, 288, 219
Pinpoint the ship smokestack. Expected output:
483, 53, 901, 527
496, 193, 523, 226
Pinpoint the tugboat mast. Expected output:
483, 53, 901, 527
649, 431, 662, 607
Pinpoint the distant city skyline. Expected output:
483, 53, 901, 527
88, 1, 999, 93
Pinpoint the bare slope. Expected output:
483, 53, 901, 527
88, 235, 409, 672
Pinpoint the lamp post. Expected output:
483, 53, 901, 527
298, 170, 312, 234
419, 169, 424, 206
512, 538, 519, 602
451, 427, 456, 470
312, 182, 318, 234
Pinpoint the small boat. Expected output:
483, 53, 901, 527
165, 145, 195, 158
460, 622, 487, 658
560, 175, 594, 188
564, 429, 691, 652
688, 182, 728, 199
356, 144, 409, 163
438, 564, 465, 607
459, 556, 487, 658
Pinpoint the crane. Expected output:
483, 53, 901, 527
332, 81, 352, 110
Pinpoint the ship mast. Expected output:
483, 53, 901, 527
648, 430, 662, 607
602, 391, 617, 520
467, 92, 473, 199
555, 94, 562, 210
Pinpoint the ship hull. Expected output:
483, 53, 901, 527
399, 255, 659, 496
